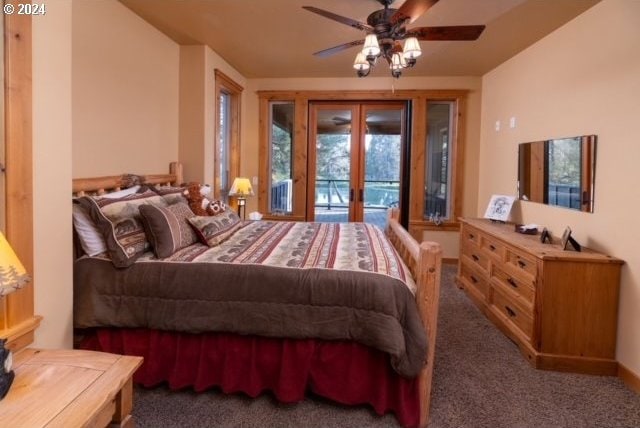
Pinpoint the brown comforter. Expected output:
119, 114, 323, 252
74, 221, 427, 377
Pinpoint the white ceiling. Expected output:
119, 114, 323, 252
119, 0, 600, 79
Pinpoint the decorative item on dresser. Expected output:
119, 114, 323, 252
456, 218, 623, 375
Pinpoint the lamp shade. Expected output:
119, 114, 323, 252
0, 232, 30, 297
228, 177, 254, 197
353, 52, 370, 71
402, 37, 422, 59
363, 34, 381, 57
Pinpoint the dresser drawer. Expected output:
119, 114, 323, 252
461, 242, 490, 274
480, 233, 506, 262
505, 248, 537, 280
492, 264, 535, 308
460, 262, 490, 301
461, 225, 481, 247
490, 285, 534, 340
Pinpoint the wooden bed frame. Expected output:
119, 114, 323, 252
72, 162, 442, 427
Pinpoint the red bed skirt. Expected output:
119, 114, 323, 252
78, 328, 420, 427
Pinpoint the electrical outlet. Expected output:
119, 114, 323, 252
510, 117, 516, 128
495, 120, 501, 131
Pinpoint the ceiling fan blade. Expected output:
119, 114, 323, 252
390, 0, 439, 25
407, 25, 486, 41
303, 6, 373, 32
312, 39, 365, 58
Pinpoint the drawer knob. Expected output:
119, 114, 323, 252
505, 306, 516, 317
469, 233, 475, 240
472, 254, 479, 262
507, 278, 518, 288
489, 244, 496, 251
470, 275, 478, 284
517, 260, 527, 269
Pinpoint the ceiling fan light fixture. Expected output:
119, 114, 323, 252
363, 34, 381, 57
390, 52, 405, 78
402, 37, 422, 59
353, 52, 370, 71
354, 52, 372, 77
391, 52, 406, 70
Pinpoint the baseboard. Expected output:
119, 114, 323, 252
618, 363, 640, 394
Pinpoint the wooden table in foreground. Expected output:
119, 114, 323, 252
0, 349, 143, 428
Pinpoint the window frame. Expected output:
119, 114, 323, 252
213, 69, 243, 203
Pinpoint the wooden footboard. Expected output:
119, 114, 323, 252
386, 210, 442, 428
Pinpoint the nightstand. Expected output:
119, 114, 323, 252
0, 348, 142, 427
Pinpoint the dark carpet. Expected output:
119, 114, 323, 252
132, 265, 640, 427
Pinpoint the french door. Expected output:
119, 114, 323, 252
307, 102, 405, 227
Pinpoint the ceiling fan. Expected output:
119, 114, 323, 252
303, 0, 485, 78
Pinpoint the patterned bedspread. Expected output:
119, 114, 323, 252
74, 221, 427, 377
146, 221, 416, 294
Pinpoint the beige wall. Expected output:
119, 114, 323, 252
243, 76, 482, 258
72, 0, 179, 177
32, 2, 73, 348
178, 45, 246, 184
478, 0, 640, 374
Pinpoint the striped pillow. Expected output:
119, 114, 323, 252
139, 202, 198, 258
188, 210, 242, 247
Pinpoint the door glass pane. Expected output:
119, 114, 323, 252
269, 102, 294, 214
425, 101, 453, 222
363, 108, 402, 229
314, 109, 351, 223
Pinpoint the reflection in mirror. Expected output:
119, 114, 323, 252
518, 135, 597, 212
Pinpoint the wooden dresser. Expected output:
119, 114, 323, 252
0, 349, 142, 427
457, 218, 623, 375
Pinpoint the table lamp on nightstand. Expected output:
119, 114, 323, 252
229, 177, 254, 220
0, 231, 31, 400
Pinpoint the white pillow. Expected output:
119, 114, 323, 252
96, 185, 141, 199
72, 203, 107, 256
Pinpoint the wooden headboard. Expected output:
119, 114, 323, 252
72, 162, 183, 197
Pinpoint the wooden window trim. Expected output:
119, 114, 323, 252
2, 8, 41, 350
213, 69, 243, 202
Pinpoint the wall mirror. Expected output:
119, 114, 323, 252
518, 135, 597, 212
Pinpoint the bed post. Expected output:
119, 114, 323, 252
169, 162, 183, 185
385, 208, 442, 427
416, 240, 442, 427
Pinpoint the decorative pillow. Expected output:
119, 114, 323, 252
149, 184, 188, 206
76, 189, 168, 267
188, 210, 242, 247
72, 203, 108, 256
139, 202, 198, 258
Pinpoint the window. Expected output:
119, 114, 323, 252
269, 102, 294, 214
425, 101, 454, 221
214, 70, 243, 202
